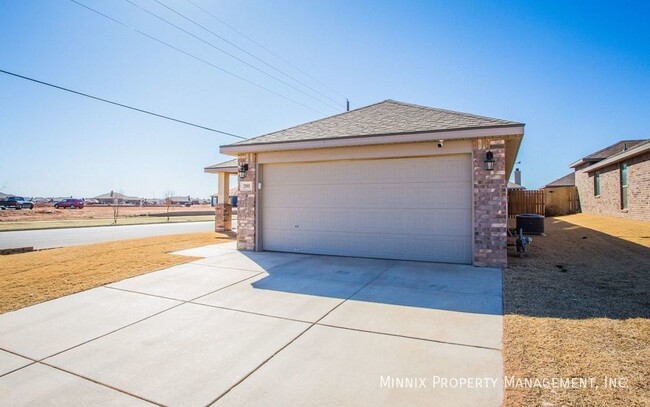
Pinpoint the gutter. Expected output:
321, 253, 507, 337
220, 125, 525, 155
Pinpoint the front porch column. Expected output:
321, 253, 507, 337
215, 172, 232, 232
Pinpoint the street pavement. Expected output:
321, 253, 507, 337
0, 221, 220, 250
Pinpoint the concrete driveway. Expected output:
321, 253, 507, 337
0, 242, 503, 406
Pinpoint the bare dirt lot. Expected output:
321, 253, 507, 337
504, 214, 649, 406
0, 204, 214, 222
0, 232, 233, 314
0, 204, 219, 231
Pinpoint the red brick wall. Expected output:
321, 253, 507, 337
237, 153, 257, 250
575, 152, 650, 221
214, 204, 232, 232
472, 139, 508, 268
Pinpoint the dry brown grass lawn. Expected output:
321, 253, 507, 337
504, 214, 650, 407
0, 232, 233, 314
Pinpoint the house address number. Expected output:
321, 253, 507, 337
240, 181, 253, 192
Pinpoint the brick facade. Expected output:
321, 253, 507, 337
575, 152, 650, 221
237, 153, 257, 250
214, 204, 232, 232
234, 140, 510, 267
472, 139, 508, 268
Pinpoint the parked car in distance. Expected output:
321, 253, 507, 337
0, 196, 34, 210
53, 198, 85, 209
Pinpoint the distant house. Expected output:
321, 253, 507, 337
94, 191, 143, 205
570, 139, 649, 221
0, 192, 9, 199
210, 187, 238, 207
507, 181, 525, 190
143, 198, 164, 206
542, 172, 578, 216
168, 196, 192, 206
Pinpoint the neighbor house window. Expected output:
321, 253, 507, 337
621, 163, 628, 209
594, 171, 601, 196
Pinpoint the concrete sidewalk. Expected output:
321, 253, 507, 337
0, 242, 503, 406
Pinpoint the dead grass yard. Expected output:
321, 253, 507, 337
0, 232, 233, 314
504, 214, 649, 407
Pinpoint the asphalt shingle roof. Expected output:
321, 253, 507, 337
205, 159, 238, 170
228, 99, 522, 146
543, 172, 575, 188
507, 181, 525, 190
582, 140, 646, 162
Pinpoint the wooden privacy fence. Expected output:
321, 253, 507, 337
508, 189, 545, 217
544, 186, 579, 216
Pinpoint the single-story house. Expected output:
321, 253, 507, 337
142, 198, 164, 206
541, 172, 578, 216
168, 196, 192, 205
507, 181, 525, 190
570, 139, 649, 221
94, 191, 143, 205
210, 100, 524, 268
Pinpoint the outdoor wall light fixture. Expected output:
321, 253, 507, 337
238, 163, 249, 179
484, 151, 495, 171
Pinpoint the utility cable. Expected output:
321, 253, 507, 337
185, 0, 347, 102
124, 0, 339, 111
155, 0, 343, 109
69, 0, 325, 114
0, 68, 245, 139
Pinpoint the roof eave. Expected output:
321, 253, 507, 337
220, 125, 525, 155
204, 166, 237, 174
580, 143, 650, 173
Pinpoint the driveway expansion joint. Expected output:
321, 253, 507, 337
207, 260, 398, 405
315, 323, 502, 351
40, 361, 164, 406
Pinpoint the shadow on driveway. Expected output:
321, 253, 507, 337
240, 251, 504, 315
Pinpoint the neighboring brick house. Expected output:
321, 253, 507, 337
208, 100, 524, 268
570, 139, 650, 221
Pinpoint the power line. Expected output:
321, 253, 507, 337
0, 68, 245, 139
69, 0, 325, 115
124, 0, 339, 111
186, 0, 347, 101
154, 0, 344, 109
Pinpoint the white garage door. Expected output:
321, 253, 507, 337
260, 155, 472, 263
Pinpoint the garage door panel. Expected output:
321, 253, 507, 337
261, 155, 472, 264
263, 182, 471, 209
262, 229, 471, 263
263, 156, 470, 186
262, 207, 471, 237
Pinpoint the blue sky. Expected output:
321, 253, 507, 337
1, 0, 648, 198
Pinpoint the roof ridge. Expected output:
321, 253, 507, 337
583, 139, 647, 159
235, 99, 524, 146
234, 100, 390, 145
597, 138, 650, 160
383, 99, 522, 125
